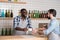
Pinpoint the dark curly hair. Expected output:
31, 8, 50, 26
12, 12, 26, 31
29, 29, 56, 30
48, 9, 56, 17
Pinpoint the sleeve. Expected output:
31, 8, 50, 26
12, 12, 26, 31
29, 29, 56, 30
13, 17, 18, 28
27, 18, 32, 28
59, 24, 60, 35
43, 20, 57, 35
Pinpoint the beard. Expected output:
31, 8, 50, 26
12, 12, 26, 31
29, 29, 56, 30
48, 17, 51, 19
21, 14, 26, 18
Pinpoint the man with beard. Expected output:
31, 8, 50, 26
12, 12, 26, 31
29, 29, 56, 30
13, 8, 32, 35
33, 9, 60, 40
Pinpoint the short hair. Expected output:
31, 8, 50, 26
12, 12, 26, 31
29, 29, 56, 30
48, 9, 56, 17
20, 8, 27, 12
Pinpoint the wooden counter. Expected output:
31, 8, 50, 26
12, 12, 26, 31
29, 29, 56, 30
0, 35, 48, 40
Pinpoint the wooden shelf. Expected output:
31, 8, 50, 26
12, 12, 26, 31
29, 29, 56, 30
31, 18, 48, 20
57, 18, 60, 20
0, 17, 13, 20
31, 18, 60, 20
0, 1, 26, 4
0, 18, 60, 20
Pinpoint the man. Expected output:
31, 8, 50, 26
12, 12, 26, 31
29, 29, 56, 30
13, 8, 32, 35
33, 9, 60, 40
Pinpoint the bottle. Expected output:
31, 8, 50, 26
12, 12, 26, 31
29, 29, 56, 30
0, 9, 1, 17
31, 11, 34, 18
38, 10, 40, 18
34, 10, 39, 18
39, 11, 40, 18
7, 28, 9, 35
39, 11, 41, 18
10, 10, 13, 18
8, 10, 10, 17
9, 28, 11, 35
45, 11, 48, 18
1, 9, 5, 17
14, 0, 18, 2
44, 11, 46, 18
5, 0, 8, 1
5, 10, 8, 17
35, 10, 38, 18
18, 10, 21, 16
33, 10, 35, 18
40, 11, 42, 18
5, 28, 7, 35
43, 11, 45, 18
1, 28, 4, 36
42, 11, 44, 18
41, 11, 43, 18
13, 28, 15, 35
11, 28, 13, 35
3, 28, 6, 36
29, 10, 30, 18
43, 11, 44, 18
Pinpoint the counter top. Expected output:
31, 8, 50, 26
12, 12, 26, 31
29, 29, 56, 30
0, 35, 48, 40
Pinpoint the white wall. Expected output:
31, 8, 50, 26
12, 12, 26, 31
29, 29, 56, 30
0, 0, 60, 17
0, 0, 60, 28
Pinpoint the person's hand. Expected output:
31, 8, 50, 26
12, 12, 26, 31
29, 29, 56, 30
23, 28, 28, 31
37, 30, 44, 35
38, 27, 46, 31
32, 28, 38, 34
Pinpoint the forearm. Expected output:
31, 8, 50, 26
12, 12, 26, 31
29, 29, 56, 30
15, 27, 24, 31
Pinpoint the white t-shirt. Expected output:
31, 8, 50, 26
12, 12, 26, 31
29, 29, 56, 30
15, 19, 28, 35
18, 19, 28, 28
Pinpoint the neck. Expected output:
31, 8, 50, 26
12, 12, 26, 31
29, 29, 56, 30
21, 16, 26, 20
21, 15, 26, 18
51, 16, 54, 19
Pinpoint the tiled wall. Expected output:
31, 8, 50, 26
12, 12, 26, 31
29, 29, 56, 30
31, 19, 60, 28
0, 20, 13, 28
0, 19, 60, 28
0, 0, 60, 18
0, 0, 60, 28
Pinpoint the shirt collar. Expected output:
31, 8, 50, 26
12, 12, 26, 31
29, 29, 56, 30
51, 17, 56, 20
20, 16, 28, 20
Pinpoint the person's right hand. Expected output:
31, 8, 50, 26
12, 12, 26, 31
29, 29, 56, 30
23, 28, 28, 32
32, 28, 38, 34
38, 27, 46, 31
